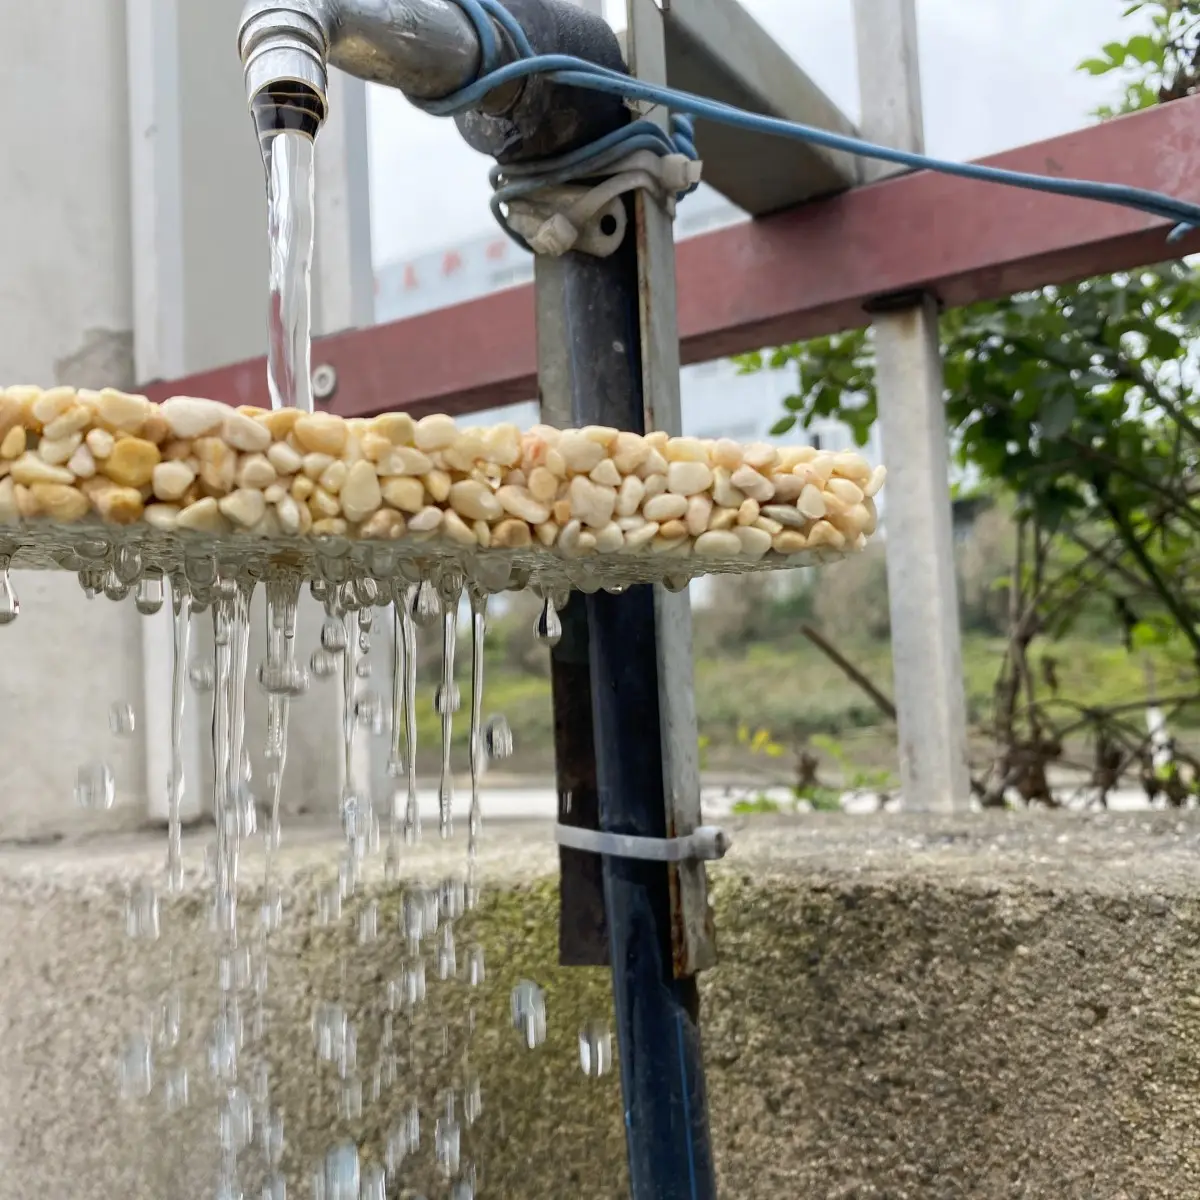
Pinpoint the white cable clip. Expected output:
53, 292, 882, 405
555, 823, 731, 864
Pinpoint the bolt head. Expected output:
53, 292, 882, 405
312, 363, 338, 402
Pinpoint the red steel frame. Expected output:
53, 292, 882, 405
144, 95, 1200, 417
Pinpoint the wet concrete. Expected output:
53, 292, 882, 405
0, 810, 1197, 1198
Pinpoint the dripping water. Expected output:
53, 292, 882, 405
253, 84, 320, 413
436, 574, 463, 841
0, 553, 19, 625
400, 584, 422, 845
466, 586, 488, 907
166, 578, 191, 894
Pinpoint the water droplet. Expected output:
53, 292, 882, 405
114, 545, 143, 586
310, 648, 337, 679
317, 886, 342, 926
579, 1019, 614, 1078
256, 659, 311, 698
157, 988, 183, 1049
466, 944, 486, 986
125, 883, 160, 940
118, 1031, 153, 1100
435, 1108, 461, 1178
260, 885, 283, 932
359, 900, 379, 944
435, 682, 461, 715
354, 691, 384, 733
188, 658, 215, 693
464, 1074, 482, 1126
510, 980, 547, 1049
450, 1180, 475, 1200
164, 1065, 189, 1112
0, 558, 18, 626
355, 657, 372, 679
320, 617, 347, 653
664, 572, 691, 594
357, 629, 371, 655
340, 1075, 364, 1119
75, 761, 115, 810
218, 1086, 255, 1154
262, 1107, 285, 1167
386, 1100, 421, 1172
484, 714, 514, 762
534, 598, 562, 647
134, 571, 165, 615
103, 568, 130, 603
440, 876, 466, 922
262, 1173, 287, 1200
360, 1164, 386, 1200
208, 1012, 240, 1082
323, 1140, 360, 1200
437, 924, 457, 981
412, 579, 441, 627
395, 957, 426, 1012
108, 701, 136, 736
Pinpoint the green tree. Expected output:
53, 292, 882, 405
738, 1, 1200, 805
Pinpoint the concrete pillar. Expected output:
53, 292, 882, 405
852, 0, 971, 812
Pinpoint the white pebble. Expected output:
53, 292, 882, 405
694, 530, 743, 558
643, 493, 688, 523
666, 461, 713, 497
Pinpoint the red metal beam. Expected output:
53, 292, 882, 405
144, 95, 1200, 419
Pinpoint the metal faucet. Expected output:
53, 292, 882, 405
238, 0, 629, 165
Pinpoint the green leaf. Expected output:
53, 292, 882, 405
1124, 33, 1163, 65
770, 415, 797, 436
1102, 40, 1129, 65
1078, 56, 1117, 75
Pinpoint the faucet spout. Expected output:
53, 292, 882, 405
238, 1, 331, 131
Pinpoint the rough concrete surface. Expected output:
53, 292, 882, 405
0, 811, 1198, 1199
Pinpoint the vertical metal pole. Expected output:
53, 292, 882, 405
852, 0, 971, 812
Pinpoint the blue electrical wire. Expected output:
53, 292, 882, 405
413, 0, 1200, 245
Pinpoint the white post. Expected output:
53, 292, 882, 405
852, 0, 971, 812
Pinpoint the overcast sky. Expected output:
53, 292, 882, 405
365, 0, 1136, 266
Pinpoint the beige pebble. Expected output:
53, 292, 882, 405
558, 519, 585, 556
39, 434, 83, 466
0, 426, 25, 459
585, 521, 618, 553
761, 504, 807, 529
67, 444, 96, 479
31, 387, 77, 426
237, 454, 277, 491
831, 452, 870, 484
152, 456, 196, 499
861, 496, 878, 536
292, 413, 345, 456
257, 408, 301, 441
730, 464, 773, 504
441, 431, 484, 474
339, 460, 383, 523
275, 495, 301, 535
381, 476, 426, 514
309, 486, 340, 519
664, 436, 707, 464
551, 498, 572, 525
302, 452, 334, 480
667, 460, 713, 496
92, 388, 148, 434
449, 478, 503, 523
10, 453, 74, 485
612, 431, 649, 474
43, 405, 93, 441
527, 466, 558, 504
623, 522, 659, 551
414, 413, 458, 453
492, 518, 533, 549
807, 520, 845, 550
735, 525, 772, 559
636, 447, 669, 480
266, 441, 303, 475
361, 433, 393, 463
535, 521, 559, 548
420, 469, 449, 504
694, 529, 742, 558
568, 476, 617, 529
370, 412, 416, 446
195, 437, 235, 493
143, 503, 180, 531
93, 483, 146, 525
686, 495, 713, 537
780, 445, 817, 469
643, 493, 688, 523
483, 423, 521, 467
441, 509, 477, 546
773, 531, 808, 556
742, 442, 778, 471
712, 467, 744, 509
86, 428, 115, 460
642, 473, 667, 502
708, 506, 738, 532
224, 410, 272, 453
770, 475, 805, 504
359, 508, 406, 540
615, 474, 645, 518
161, 395, 226, 438
263, 483, 285, 504
754, 516, 784, 537
658, 519, 687, 541
291, 475, 314, 502
318, 459, 348, 495
712, 439, 743, 471
864, 464, 887, 499
0, 478, 16, 524
495, 484, 549, 525
797, 483, 827, 520
29, 482, 90, 522
827, 477, 864, 507
408, 506, 444, 533
14, 483, 37, 519
371, 445, 430, 479
589, 458, 622, 488
218, 488, 267, 528
651, 534, 690, 554
839, 504, 872, 538
736, 499, 761, 526
807, 456, 834, 485
311, 517, 349, 537
559, 430, 606, 474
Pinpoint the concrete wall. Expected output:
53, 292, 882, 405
1, 811, 1198, 1198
